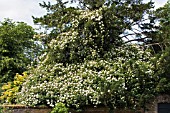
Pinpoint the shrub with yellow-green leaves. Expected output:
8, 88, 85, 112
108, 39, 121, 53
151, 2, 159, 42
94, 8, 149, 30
0, 72, 28, 104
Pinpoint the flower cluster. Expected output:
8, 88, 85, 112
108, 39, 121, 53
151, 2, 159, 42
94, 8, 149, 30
16, 45, 157, 109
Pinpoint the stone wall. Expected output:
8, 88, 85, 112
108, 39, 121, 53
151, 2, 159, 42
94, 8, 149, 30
145, 94, 170, 113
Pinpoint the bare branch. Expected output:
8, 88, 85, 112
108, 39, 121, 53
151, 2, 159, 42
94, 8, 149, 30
124, 37, 147, 44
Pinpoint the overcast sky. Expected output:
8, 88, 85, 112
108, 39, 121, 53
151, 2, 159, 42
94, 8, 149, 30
0, 0, 168, 27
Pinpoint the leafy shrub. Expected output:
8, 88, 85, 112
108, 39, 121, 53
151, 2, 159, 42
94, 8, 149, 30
51, 103, 68, 113
0, 107, 2, 113
0, 72, 28, 104
16, 45, 160, 109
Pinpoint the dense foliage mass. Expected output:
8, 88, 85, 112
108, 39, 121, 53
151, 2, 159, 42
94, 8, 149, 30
0, 0, 169, 111
0, 19, 43, 104
0, 19, 37, 83
17, 45, 161, 109
15, 0, 169, 110
153, 0, 170, 78
153, 0, 170, 95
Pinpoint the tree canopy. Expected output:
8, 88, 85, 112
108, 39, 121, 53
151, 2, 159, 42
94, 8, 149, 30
0, 19, 40, 83
148, 0, 170, 94
14, 0, 170, 111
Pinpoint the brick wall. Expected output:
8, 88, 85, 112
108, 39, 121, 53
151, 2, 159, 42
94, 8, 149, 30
1, 105, 52, 113
1, 105, 143, 113
6, 108, 52, 113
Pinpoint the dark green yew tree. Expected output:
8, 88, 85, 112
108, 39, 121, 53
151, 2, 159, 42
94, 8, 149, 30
17, 0, 164, 111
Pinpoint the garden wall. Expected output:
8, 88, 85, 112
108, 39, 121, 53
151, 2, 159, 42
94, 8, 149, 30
1, 105, 51, 113
2, 95, 170, 113
145, 94, 170, 113
1, 105, 143, 113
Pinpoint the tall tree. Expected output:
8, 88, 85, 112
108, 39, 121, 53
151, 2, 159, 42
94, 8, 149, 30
33, 0, 155, 45
17, 0, 162, 111
0, 19, 39, 83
